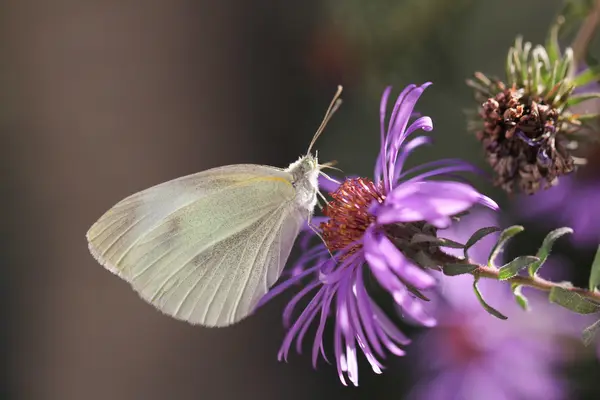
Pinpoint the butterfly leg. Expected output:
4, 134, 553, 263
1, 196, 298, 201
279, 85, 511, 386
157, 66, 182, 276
307, 214, 334, 259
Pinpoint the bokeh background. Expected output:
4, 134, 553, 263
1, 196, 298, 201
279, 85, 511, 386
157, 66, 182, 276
4, 0, 600, 399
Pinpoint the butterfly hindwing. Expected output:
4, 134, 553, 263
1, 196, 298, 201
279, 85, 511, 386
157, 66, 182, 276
87, 164, 305, 326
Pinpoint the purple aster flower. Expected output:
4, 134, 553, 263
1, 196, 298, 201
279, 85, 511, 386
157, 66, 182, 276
260, 83, 498, 386
515, 171, 600, 247
409, 209, 588, 400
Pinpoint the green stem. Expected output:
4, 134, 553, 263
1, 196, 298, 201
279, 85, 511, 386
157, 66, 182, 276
434, 250, 600, 304
571, 0, 600, 66
475, 264, 600, 302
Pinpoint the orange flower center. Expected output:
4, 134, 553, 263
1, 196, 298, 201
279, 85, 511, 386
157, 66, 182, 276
320, 178, 385, 252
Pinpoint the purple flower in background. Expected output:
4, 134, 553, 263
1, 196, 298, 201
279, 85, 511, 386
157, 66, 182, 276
409, 209, 586, 400
260, 83, 498, 386
516, 173, 600, 247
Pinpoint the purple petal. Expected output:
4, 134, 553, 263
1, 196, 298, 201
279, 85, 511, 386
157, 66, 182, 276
387, 84, 432, 188
333, 307, 348, 386
393, 136, 433, 183
295, 301, 322, 353
377, 86, 394, 188
283, 279, 321, 327
377, 181, 494, 225
257, 265, 319, 307
318, 174, 341, 193
311, 287, 335, 367
278, 288, 325, 362
345, 280, 384, 373
400, 160, 483, 184
337, 279, 359, 386
355, 272, 386, 358
371, 302, 411, 345
375, 233, 436, 289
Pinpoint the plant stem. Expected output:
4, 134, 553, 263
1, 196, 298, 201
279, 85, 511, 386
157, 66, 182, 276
475, 264, 600, 302
571, 0, 600, 66
433, 250, 600, 304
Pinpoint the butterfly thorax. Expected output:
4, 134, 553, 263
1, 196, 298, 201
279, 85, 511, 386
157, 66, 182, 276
286, 154, 320, 215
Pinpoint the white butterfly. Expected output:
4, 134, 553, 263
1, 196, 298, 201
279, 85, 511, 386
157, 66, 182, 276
86, 87, 342, 327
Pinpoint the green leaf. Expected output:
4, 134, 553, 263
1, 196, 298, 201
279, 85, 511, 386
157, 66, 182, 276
411, 234, 464, 249
557, 47, 574, 81
413, 251, 441, 270
439, 238, 467, 249
411, 234, 439, 244
528, 227, 573, 276
463, 226, 502, 259
566, 92, 600, 108
589, 245, 600, 291
498, 256, 540, 280
473, 277, 508, 320
545, 16, 563, 65
506, 47, 517, 85
575, 112, 600, 122
520, 40, 532, 86
558, 0, 596, 39
511, 284, 529, 311
582, 319, 600, 346
533, 45, 551, 73
443, 263, 478, 276
487, 225, 525, 268
572, 64, 600, 87
549, 287, 600, 314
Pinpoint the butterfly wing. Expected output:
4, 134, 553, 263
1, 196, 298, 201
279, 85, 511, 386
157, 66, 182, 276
87, 164, 306, 327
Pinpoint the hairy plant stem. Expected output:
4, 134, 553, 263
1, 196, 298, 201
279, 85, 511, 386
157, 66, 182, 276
433, 250, 600, 304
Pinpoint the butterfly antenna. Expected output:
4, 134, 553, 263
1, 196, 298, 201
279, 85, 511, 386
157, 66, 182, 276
307, 85, 343, 155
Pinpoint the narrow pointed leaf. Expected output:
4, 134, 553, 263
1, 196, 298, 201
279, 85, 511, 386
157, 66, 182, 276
588, 245, 600, 291
566, 92, 600, 108
528, 227, 573, 276
506, 47, 517, 85
411, 234, 440, 245
473, 277, 508, 320
414, 251, 441, 270
545, 16, 562, 65
572, 64, 600, 87
439, 238, 466, 249
549, 287, 600, 314
463, 226, 502, 259
582, 319, 600, 346
576, 112, 600, 122
511, 283, 529, 311
498, 256, 540, 280
557, 48, 574, 81
488, 225, 525, 268
443, 263, 478, 276
411, 234, 464, 249
558, 0, 596, 39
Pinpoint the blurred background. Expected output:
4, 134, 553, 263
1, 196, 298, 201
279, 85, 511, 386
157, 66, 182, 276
3, 0, 600, 399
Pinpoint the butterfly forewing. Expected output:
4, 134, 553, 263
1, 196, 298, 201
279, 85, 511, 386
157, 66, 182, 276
87, 164, 305, 326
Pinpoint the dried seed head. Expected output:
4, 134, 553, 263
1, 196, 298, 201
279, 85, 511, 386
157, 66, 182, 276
477, 87, 574, 194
